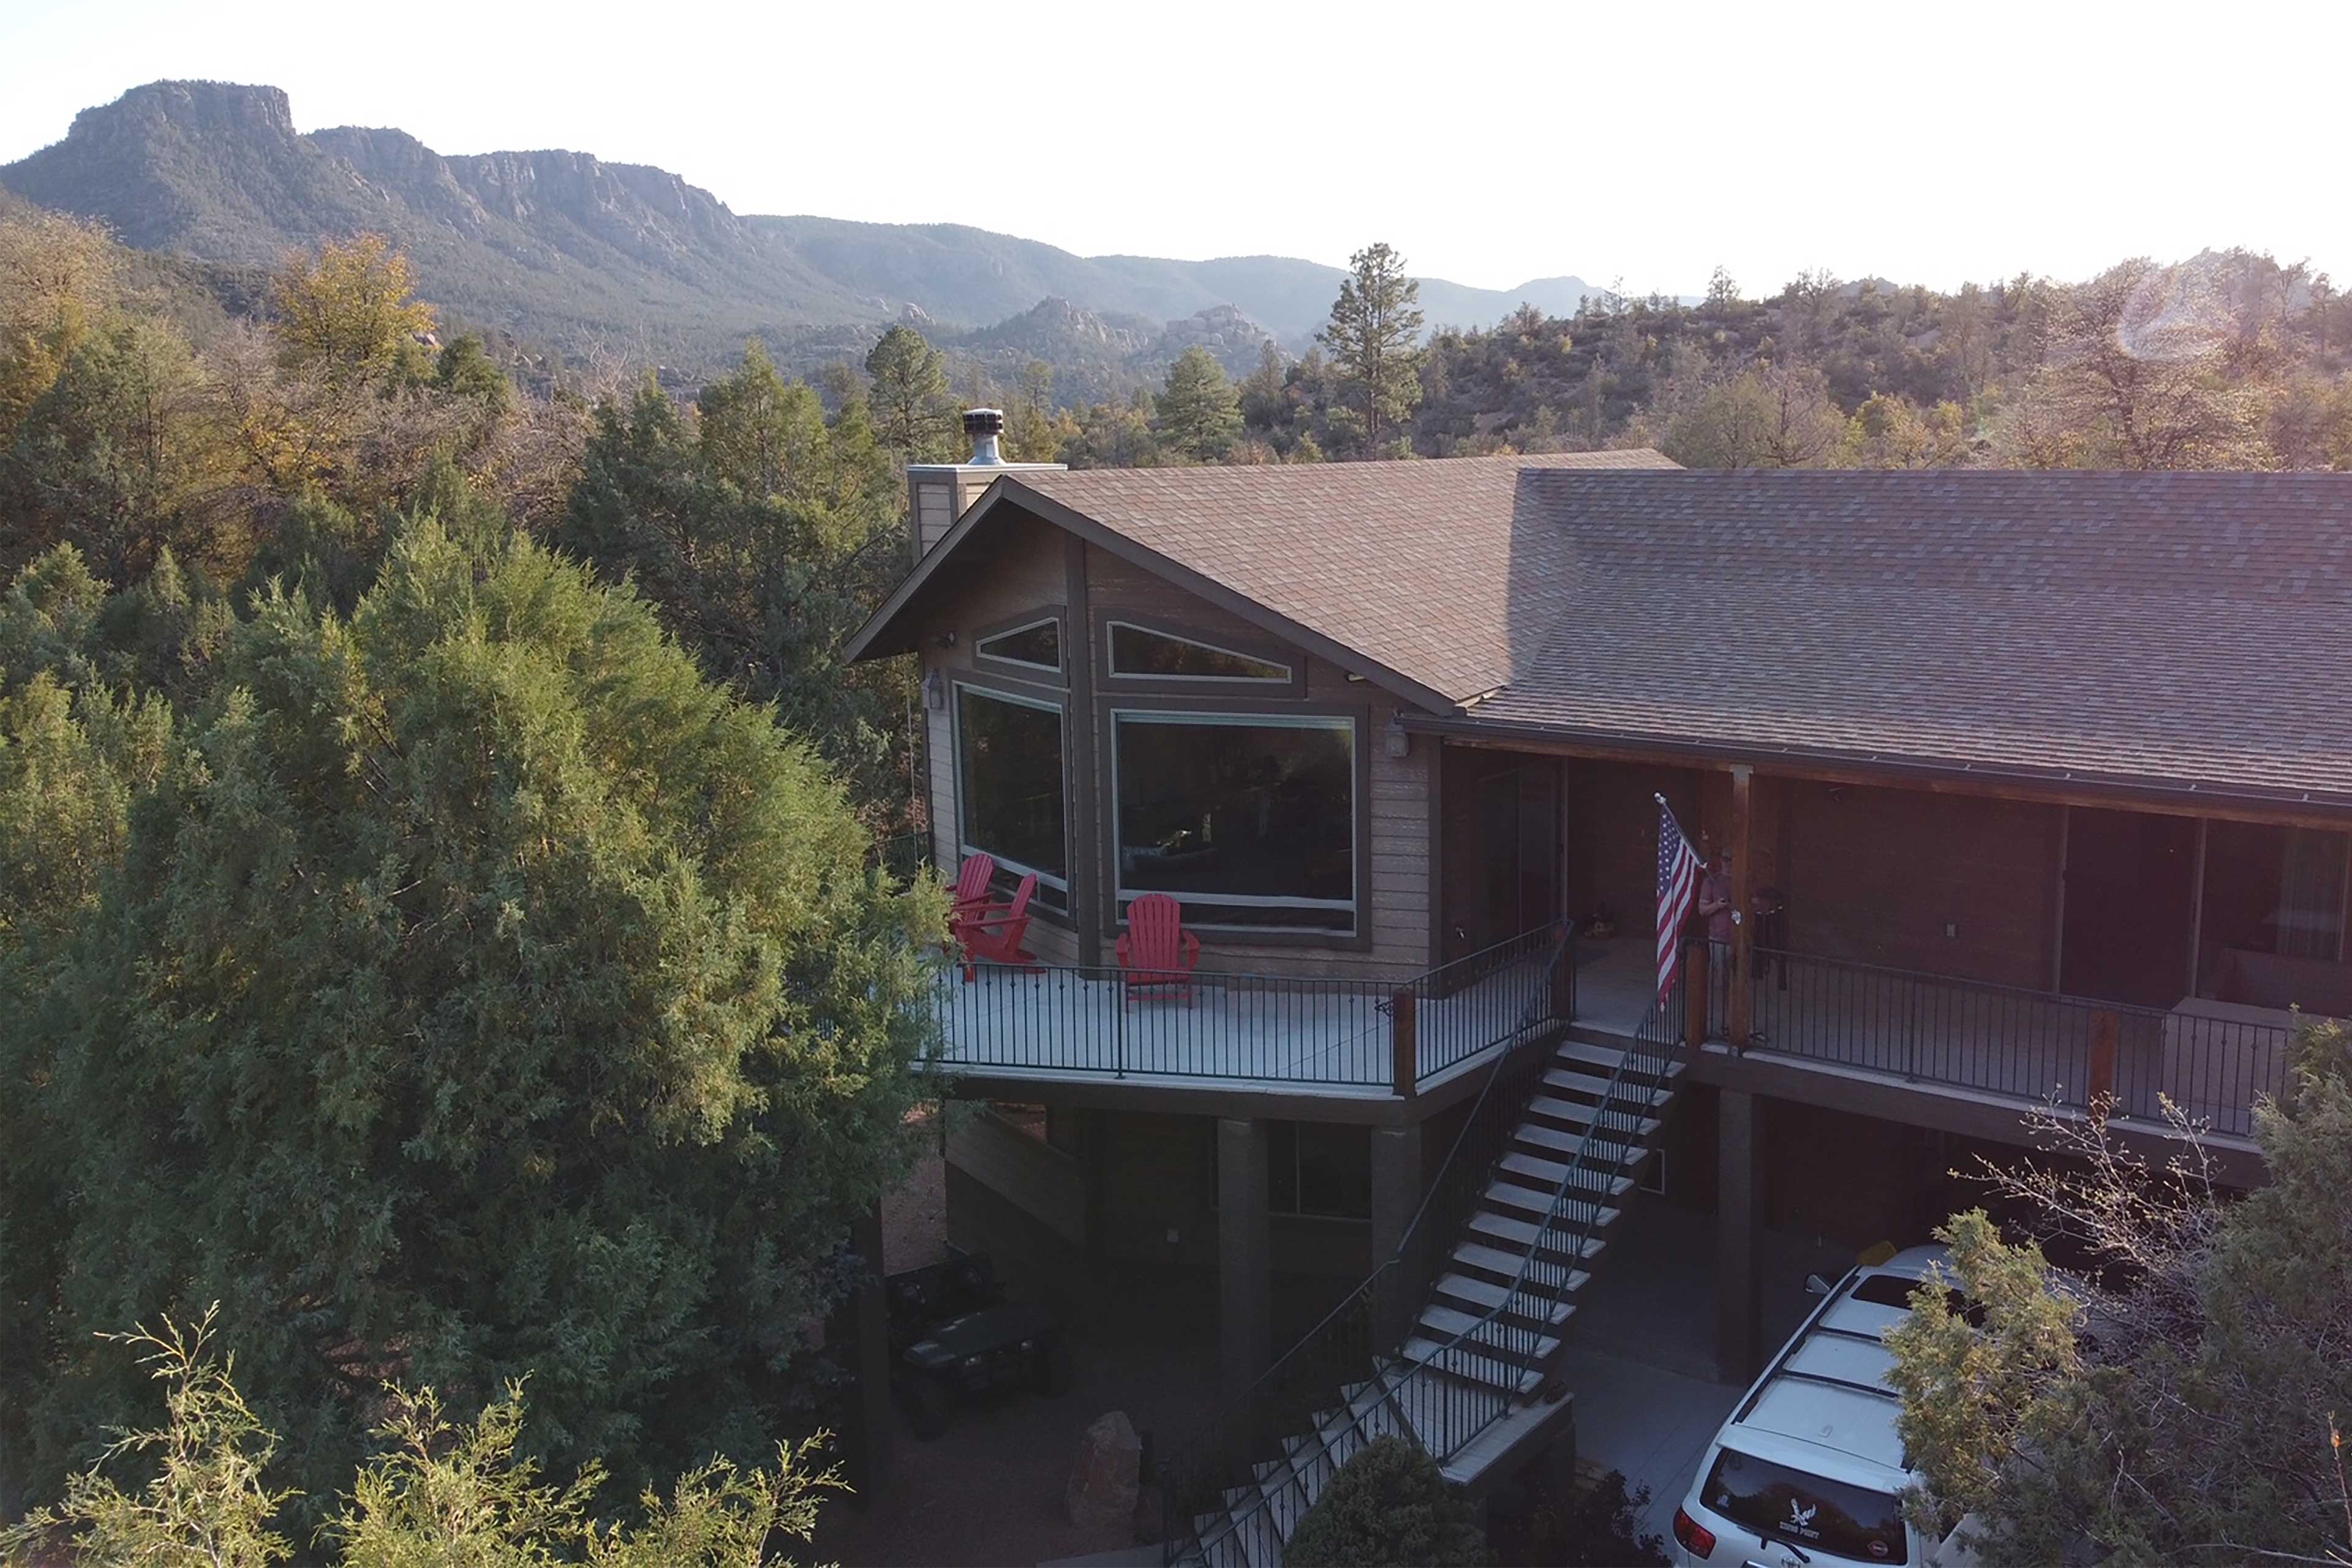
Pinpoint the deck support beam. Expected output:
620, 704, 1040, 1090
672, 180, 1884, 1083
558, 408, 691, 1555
1728, 766, 1755, 1049
1715, 1088, 1765, 1384
1368, 1121, 1426, 1348
1218, 1117, 1273, 1412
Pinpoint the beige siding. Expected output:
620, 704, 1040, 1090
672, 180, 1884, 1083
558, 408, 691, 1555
1085, 544, 1433, 984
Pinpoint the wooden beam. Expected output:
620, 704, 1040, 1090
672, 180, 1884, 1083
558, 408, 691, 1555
2185, 817, 2209, 999
1728, 765, 1755, 1048
1430, 731, 2352, 832
2050, 805, 2071, 995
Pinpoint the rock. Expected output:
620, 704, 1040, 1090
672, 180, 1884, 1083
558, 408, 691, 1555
1065, 1410, 1142, 1536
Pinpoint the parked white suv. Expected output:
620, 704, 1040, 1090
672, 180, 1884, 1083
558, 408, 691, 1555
1670, 1246, 1972, 1568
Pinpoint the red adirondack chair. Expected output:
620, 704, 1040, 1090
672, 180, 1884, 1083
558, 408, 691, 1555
945, 852, 998, 949
1117, 893, 1201, 1006
960, 872, 1039, 981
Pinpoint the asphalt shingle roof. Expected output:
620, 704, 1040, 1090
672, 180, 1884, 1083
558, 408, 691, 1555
1009, 464, 2352, 805
1014, 450, 1678, 703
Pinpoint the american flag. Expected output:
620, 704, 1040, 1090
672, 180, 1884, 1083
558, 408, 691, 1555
1655, 798, 1702, 1006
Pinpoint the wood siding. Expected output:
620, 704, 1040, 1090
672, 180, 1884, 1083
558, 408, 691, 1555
910, 516, 1436, 979
1084, 545, 1433, 982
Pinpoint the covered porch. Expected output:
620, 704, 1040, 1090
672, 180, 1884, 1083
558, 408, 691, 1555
1439, 746, 2345, 1147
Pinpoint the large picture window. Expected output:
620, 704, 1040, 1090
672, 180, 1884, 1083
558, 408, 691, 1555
956, 685, 1069, 914
1111, 710, 1356, 933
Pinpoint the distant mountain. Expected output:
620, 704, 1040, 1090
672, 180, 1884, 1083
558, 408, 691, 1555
0, 80, 1597, 376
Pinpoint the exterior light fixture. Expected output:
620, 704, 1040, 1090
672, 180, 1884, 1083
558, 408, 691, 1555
923, 671, 946, 711
1384, 714, 1411, 759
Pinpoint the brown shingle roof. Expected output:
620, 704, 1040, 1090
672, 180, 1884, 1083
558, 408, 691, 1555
1012, 450, 1678, 703
851, 460, 2352, 807
1463, 470, 2352, 805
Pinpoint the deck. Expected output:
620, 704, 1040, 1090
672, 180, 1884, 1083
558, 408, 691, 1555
1569, 938, 2291, 1142
923, 938, 1564, 1097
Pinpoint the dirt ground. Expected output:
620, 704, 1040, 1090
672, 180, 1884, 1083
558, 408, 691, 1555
820, 1125, 1219, 1567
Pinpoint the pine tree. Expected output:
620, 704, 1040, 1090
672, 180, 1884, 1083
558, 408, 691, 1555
1317, 243, 1425, 454
1153, 347, 1242, 461
862, 324, 954, 460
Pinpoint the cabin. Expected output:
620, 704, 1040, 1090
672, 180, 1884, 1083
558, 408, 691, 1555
845, 418, 2352, 1555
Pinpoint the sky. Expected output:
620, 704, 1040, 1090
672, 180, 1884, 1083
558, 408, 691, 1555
2, 0, 2347, 298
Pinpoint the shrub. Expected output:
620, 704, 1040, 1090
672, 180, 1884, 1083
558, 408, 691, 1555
1285, 1434, 1490, 1568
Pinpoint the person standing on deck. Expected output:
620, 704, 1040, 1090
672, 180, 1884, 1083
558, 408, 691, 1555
1697, 850, 1736, 1041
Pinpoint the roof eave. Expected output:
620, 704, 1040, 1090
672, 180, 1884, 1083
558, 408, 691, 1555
846, 477, 1463, 714
1404, 710, 2352, 823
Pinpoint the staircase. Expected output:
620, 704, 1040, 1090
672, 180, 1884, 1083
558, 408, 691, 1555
1171, 1006, 1685, 1567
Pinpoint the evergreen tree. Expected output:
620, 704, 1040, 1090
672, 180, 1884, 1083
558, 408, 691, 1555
0, 518, 943, 1509
1153, 347, 1242, 462
862, 324, 954, 461
1317, 243, 1425, 454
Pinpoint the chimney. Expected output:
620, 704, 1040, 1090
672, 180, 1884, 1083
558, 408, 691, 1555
905, 408, 1065, 563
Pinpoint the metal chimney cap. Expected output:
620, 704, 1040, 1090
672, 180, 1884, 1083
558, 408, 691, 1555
963, 408, 1006, 436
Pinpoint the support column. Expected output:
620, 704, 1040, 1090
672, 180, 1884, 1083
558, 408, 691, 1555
1715, 1090, 1764, 1385
845, 1202, 894, 1496
1218, 1117, 1272, 1411
1727, 766, 1755, 1049
1368, 1121, 1426, 1348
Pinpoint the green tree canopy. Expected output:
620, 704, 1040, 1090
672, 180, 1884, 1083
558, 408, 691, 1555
862, 324, 954, 461
559, 358, 912, 824
1887, 1021, 2352, 1566
1153, 347, 1242, 462
1317, 243, 1425, 455
0, 515, 941, 1508
1285, 1434, 1490, 1567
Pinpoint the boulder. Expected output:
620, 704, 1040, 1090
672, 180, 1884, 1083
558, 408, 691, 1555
1065, 1409, 1143, 1536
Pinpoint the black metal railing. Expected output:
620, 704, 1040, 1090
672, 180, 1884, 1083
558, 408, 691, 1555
931, 965, 1397, 1086
1405, 922, 1575, 1082
1751, 948, 2293, 1139
928, 925, 1573, 1093
1154, 924, 1581, 1561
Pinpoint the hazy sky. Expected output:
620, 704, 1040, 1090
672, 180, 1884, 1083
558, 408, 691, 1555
3, 0, 2346, 296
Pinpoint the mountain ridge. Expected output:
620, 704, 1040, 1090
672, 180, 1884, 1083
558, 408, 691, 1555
1, 80, 1596, 374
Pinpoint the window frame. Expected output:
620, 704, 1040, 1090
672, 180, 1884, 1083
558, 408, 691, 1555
1095, 612, 1306, 697
971, 606, 1068, 683
952, 674, 1074, 924
1101, 698, 1368, 945
1268, 1120, 1372, 1221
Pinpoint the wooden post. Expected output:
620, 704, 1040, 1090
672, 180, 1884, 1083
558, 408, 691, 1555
1728, 766, 1755, 1049
1391, 987, 1418, 1098
1684, 941, 1709, 1048
1551, 937, 1577, 1020
2089, 1009, 2119, 1121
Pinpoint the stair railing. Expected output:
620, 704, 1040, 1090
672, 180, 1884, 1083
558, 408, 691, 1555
1155, 920, 1578, 1562
1337, 964, 1685, 1481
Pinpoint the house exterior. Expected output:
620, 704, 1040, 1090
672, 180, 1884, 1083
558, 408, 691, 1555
846, 439, 2352, 1556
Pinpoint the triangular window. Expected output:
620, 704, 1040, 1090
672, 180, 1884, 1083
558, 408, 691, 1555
1107, 622, 1291, 683
975, 617, 1061, 673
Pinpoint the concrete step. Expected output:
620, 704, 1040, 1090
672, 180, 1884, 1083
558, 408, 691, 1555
1254, 1459, 1308, 1545
1430, 1270, 1579, 1325
1515, 1115, 1662, 1155
1395, 1335, 1547, 1395
1415, 1302, 1565, 1363
1469, 1206, 1620, 1250
1557, 1035, 1687, 1074
1449, 1239, 1596, 1292
1538, 1067, 1676, 1113
1495, 1150, 1640, 1193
